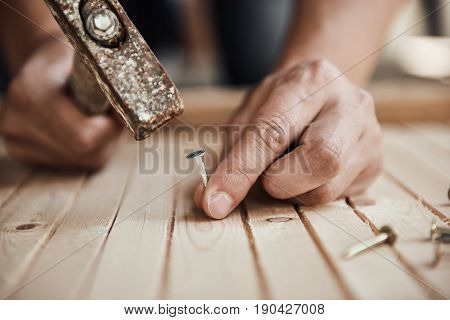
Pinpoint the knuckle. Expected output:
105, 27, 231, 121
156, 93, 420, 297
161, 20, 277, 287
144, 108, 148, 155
311, 59, 330, 71
310, 59, 336, 79
372, 123, 383, 144
261, 176, 284, 199
254, 114, 292, 156
262, 177, 294, 200
372, 157, 383, 176
306, 185, 336, 205
278, 64, 307, 84
232, 163, 253, 185
5, 79, 27, 109
302, 138, 342, 178
5, 144, 24, 162
261, 74, 276, 86
73, 131, 98, 156
295, 60, 339, 89
86, 151, 109, 168
271, 80, 292, 96
353, 88, 374, 111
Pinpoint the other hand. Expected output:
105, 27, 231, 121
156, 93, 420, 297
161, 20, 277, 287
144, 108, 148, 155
0, 39, 121, 168
195, 60, 382, 219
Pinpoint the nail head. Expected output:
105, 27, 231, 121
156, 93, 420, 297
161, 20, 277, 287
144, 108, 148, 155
186, 150, 206, 159
379, 225, 397, 245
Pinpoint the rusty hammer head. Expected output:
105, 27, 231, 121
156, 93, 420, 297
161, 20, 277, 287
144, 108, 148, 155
44, 0, 184, 140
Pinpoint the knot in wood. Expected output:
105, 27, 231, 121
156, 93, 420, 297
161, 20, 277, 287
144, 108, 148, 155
266, 217, 293, 223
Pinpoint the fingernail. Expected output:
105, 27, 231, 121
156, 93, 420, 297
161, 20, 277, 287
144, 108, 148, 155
207, 192, 233, 219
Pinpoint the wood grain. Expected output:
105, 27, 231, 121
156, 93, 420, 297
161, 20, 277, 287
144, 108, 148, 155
0, 116, 448, 299
244, 189, 346, 299
178, 80, 450, 125
382, 124, 450, 219
0, 169, 85, 298
371, 80, 450, 121
162, 129, 260, 299
300, 200, 429, 299
404, 122, 450, 152
350, 174, 450, 299
9, 134, 135, 299
162, 180, 260, 299
87, 131, 177, 299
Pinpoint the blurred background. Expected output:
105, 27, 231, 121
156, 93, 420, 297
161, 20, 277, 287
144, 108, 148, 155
0, 0, 449, 90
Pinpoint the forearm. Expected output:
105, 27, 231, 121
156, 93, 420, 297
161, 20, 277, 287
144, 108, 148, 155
277, 0, 404, 86
0, 0, 65, 73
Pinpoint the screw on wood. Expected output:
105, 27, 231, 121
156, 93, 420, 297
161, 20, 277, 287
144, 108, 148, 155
343, 225, 397, 259
186, 150, 209, 187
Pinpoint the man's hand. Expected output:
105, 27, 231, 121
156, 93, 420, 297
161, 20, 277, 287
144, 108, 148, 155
0, 39, 122, 168
194, 60, 383, 219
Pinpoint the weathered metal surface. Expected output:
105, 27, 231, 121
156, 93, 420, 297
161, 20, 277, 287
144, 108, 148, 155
68, 55, 110, 114
44, 0, 184, 140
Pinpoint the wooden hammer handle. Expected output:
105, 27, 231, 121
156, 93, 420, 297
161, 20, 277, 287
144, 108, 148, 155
68, 54, 109, 114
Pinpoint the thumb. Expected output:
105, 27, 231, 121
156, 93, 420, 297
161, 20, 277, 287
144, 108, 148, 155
200, 114, 295, 219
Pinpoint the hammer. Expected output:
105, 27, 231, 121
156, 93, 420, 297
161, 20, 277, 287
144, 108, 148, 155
43, 0, 184, 141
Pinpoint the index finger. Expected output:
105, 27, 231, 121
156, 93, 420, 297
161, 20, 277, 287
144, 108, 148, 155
200, 84, 329, 219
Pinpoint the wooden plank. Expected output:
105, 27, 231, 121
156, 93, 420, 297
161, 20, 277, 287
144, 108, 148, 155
349, 174, 450, 299
163, 178, 260, 299
300, 200, 429, 299
178, 80, 450, 126
404, 122, 450, 151
383, 124, 450, 179
0, 169, 85, 298
179, 87, 243, 126
8, 134, 135, 299
382, 125, 450, 219
371, 79, 450, 121
244, 188, 346, 299
86, 130, 178, 299
159, 126, 260, 299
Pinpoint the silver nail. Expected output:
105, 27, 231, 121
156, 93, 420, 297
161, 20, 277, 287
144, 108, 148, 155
186, 150, 209, 187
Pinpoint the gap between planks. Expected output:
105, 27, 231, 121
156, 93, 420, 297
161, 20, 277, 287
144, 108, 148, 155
157, 193, 271, 299
294, 197, 433, 298
381, 123, 450, 221
295, 205, 354, 299
0, 172, 87, 299
383, 171, 449, 225
157, 189, 178, 300
346, 198, 445, 299
69, 156, 136, 299
240, 204, 272, 300
5, 134, 136, 299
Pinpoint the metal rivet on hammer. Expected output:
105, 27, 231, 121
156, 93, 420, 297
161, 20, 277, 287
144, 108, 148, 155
186, 150, 209, 188
82, 1, 124, 47
343, 225, 397, 259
